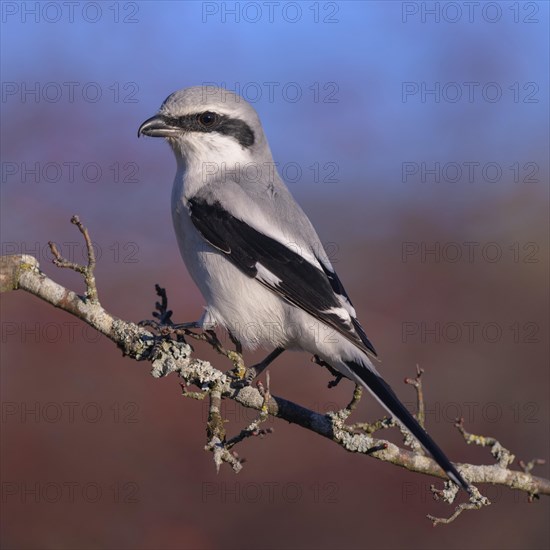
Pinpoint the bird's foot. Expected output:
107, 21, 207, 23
244, 365, 260, 384
237, 347, 284, 386
311, 355, 345, 388
229, 365, 256, 388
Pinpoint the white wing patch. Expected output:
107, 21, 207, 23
255, 263, 283, 287
323, 306, 353, 326
335, 292, 357, 318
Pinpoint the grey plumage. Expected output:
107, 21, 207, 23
138, 86, 470, 493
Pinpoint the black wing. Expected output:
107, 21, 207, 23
188, 198, 376, 356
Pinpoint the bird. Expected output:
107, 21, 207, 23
138, 86, 470, 493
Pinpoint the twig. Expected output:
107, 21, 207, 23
48, 215, 98, 304
394, 365, 426, 453
519, 458, 546, 475
204, 374, 274, 471
345, 384, 363, 413
335, 384, 391, 455
455, 417, 515, 469
405, 364, 425, 428
204, 382, 243, 473
140, 286, 265, 464
427, 483, 490, 526
180, 382, 207, 401
347, 416, 396, 435
173, 327, 245, 374
152, 284, 173, 325
519, 458, 546, 502
226, 373, 274, 449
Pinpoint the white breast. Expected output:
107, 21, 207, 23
171, 183, 292, 350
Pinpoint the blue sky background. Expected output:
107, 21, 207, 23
2, 1, 548, 210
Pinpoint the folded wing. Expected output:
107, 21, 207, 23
188, 197, 377, 357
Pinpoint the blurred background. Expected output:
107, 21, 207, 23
1, 1, 548, 549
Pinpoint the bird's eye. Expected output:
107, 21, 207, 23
198, 111, 218, 128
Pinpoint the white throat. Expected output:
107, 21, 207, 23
169, 133, 253, 199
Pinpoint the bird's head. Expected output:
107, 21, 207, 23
138, 86, 271, 172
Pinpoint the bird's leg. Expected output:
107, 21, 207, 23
312, 354, 345, 388
228, 331, 243, 354
243, 347, 285, 384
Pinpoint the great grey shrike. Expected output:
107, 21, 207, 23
138, 86, 469, 492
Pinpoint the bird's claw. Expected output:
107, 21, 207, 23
230, 366, 258, 388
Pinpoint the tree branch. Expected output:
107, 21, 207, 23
2, 221, 549, 526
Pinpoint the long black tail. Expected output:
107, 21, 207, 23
347, 360, 471, 493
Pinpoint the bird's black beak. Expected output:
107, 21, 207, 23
138, 114, 180, 138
